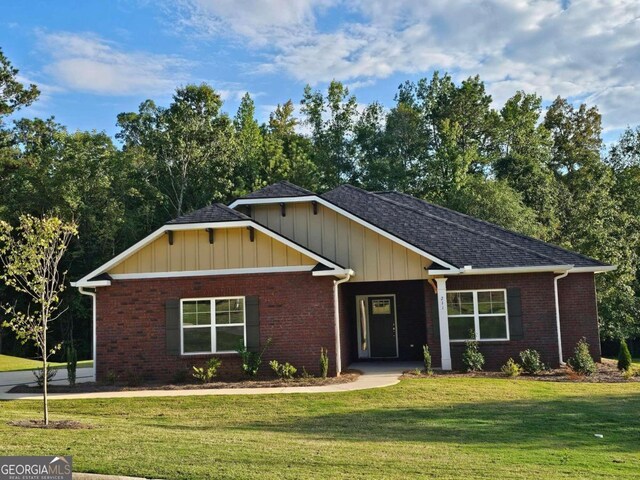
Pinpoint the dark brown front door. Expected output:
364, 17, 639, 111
368, 296, 397, 358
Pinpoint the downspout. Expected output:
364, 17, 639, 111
333, 271, 353, 376
78, 287, 97, 381
554, 270, 570, 365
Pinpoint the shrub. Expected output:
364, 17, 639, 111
236, 338, 271, 377
65, 342, 78, 387
422, 344, 433, 375
269, 360, 297, 380
622, 367, 637, 380
106, 370, 118, 385
618, 338, 632, 372
319, 347, 329, 379
519, 349, 545, 375
567, 338, 597, 376
300, 367, 314, 379
501, 358, 522, 377
33, 367, 57, 388
462, 338, 484, 372
192, 358, 222, 383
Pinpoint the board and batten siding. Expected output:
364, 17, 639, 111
251, 203, 433, 282
108, 227, 316, 275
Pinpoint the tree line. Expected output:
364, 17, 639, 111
1, 48, 638, 359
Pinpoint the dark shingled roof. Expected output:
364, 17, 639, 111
167, 203, 250, 225
240, 180, 313, 199
376, 191, 606, 269
320, 185, 607, 270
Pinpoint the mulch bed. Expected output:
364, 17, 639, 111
7, 419, 93, 429
8, 370, 361, 394
402, 358, 640, 383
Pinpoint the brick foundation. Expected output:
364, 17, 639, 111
95, 272, 336, 383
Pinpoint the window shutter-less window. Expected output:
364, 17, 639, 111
245, 296, 260, 351
166, 298, 181, 355
507, 288, 524, 340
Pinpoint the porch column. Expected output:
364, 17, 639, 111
435, 278, 452, 370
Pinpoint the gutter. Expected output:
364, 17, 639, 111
554, 271, 570, 365
78, 287, 97, 381
333, 270, 354, 375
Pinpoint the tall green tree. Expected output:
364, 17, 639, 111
301, 81, 358, 189
117, 84, 237, 217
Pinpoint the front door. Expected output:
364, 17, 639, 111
368, 296, 398, 358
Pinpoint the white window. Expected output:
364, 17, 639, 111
180, 297, 246, 354
447, 289, 509, 341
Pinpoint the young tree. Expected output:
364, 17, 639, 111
0, 215, 78, 425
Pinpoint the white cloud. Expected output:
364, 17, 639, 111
169, 0, 640, 130
39, 31, 190, 95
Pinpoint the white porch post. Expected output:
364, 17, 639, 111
435, 277, 452, 370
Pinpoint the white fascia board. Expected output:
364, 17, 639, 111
232, 195, 458, 271
229, 196, 318, 208
570, 265, 617, 273
72, 219, 343, 287
70, 280, 112, 288
428, 264, 574, 276
312, 268, 355, 278
110, 265, 314, 281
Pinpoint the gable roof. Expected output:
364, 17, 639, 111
167, 203, 249, 224
320, 185, 570, 270
240, 181, 313, 199
231, 182, 614, 273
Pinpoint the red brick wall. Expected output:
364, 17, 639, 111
558, 272, 601, 362
425, 272, 600, 370
95, 272, 336, 383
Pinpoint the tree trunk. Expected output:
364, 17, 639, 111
42, 330, 49, 426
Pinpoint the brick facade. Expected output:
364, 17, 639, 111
558, 272, 601, 362
95, 272, 336, 383
425, 272, 600, 370
95, 271, 600, 381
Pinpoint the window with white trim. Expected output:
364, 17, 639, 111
447, 290, 509, 341
181, 297, 246, 354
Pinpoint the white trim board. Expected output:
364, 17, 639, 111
232, 195, 459, 271
72, 220, 347, 287
427, 264, 617, 277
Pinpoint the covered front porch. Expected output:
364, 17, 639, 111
339, 280, 436, 366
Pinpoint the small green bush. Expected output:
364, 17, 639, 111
269, 360, 297, 380
567, 338, 597, 376
319, 347, 329, 379
618, 338, 632, 372
192, 357, 222, 383
501, 358, 522, 377
33, 366, 57, 387
423, 344, 433, 375
462, 338, 485, 372
236, 338, 271, 377
519, 349, 545, 375
65, 342, 78, 387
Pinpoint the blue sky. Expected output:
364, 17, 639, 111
2, 0, 639, 143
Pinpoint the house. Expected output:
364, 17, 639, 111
72, 181, 615, 381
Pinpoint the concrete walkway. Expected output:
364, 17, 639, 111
0, 362, 420, 401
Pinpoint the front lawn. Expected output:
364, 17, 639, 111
0, 378, 639, 479
0, 354, 93, 372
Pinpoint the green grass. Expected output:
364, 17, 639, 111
604, 356, 640, 368
1, 378, 639, 479
0, 354, 93, 372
